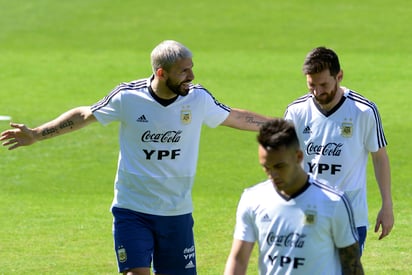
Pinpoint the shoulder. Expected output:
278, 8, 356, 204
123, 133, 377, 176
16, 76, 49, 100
308, 177, 353, 214
286, 93, 313, 109
103, 78, 150, 100
308, 176, 347, 202
189, 83, 208, 92
344, 88, 379, 112
188, 83, 215, 98
242, 180, 273, 198
91, 78, 150, 111
237, 180, 273, 212
116, 78, 150, 93
188, 83, 231, 111
285, 93, 313, 116
284, 93, 313, 118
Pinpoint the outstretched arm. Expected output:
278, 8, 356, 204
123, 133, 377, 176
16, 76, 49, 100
371, 147, 394, 239
1, 106, 96, 150
338, 242, 364, 275
221, 108, 273, 131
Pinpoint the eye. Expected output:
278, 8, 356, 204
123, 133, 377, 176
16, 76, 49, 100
275, 163, 286, 169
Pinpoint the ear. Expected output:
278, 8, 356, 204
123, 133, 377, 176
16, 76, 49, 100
156, 68, 167, 79
336, 70, 343, 82
296, 149, 304, 164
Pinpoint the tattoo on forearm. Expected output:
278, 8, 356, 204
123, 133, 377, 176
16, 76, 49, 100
41, 120, 74, 137
245, 116, 266, 127
339, 243, 364, 275
59, 119, 74, 130
42, 127, 59, 137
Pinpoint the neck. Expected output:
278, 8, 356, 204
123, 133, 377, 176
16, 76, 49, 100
279, 171, 309, 199
318, 87, 344, 112
151, 77, 177, 100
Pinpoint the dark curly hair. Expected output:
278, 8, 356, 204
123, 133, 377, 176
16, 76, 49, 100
257, 119, 299, 150
302, 47, 341, 77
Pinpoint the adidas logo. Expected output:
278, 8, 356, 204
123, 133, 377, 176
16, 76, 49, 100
136, 115, 148, 122
303, 126, 312, 134
185, 260, 195, 269
261, 213, 271, 222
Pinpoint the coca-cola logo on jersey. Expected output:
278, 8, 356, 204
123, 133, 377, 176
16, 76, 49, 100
141, 130, 182, 143
267, 232, 306, 248
306, 142, 343, 156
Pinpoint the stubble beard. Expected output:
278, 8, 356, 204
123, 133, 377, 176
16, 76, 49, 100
314, 81, 339, 106
166, 78, 191, 96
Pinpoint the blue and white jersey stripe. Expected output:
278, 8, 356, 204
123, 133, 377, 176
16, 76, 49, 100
311, 178, 359, 240
346, 90, 387, 147
91, 79, 147, 112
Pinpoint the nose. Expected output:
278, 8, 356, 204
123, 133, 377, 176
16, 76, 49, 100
187, 69, 195, 81
310, 86, 324, 96
265, 168, 278, 179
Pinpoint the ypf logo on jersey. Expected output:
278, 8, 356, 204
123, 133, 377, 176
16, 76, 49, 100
340, 122, 353, 138
181, 106, 192, 125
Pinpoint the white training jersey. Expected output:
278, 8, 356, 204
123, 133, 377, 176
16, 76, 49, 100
284, 87, 387, 227
234, 176, 358, 275
91, 76, 230, 216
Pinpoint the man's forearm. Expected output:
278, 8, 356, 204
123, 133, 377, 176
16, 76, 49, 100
222, 108, 272, 131
34, 106, 96, 141
339, 243, 364, 275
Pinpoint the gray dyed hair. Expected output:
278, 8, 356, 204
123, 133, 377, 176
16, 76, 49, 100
150, 40, 193, 73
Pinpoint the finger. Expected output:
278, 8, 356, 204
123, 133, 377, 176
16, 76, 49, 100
5, 144, 18, 150
2, 139, 19, 150
0, 131, 15, 138
0, 133, 17, 142
2, 139, 18, 147
379, 229, 388, 240
10, 122, 24, 129
8, 143, 20, 150
378, 223, 393, 240
374, 220, 381, 233
2, 140, 14, 146
0, 130, 13, 139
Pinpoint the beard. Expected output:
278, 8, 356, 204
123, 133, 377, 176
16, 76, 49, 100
313, 81, 338, 105
166, 78, 191, 96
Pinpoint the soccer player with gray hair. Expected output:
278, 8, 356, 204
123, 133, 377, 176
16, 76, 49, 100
1, 40, 272, 275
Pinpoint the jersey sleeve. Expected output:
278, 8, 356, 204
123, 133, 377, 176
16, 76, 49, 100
284, 108, 294, 122
332, 194, 359, 248
364, 103, 388, 152
91, 86, 123, 125
198, 88, 231, 128
233, 190, 257, 242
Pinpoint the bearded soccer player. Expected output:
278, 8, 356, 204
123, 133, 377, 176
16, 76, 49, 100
1, 40, 272, 275
284, 47, 394, 254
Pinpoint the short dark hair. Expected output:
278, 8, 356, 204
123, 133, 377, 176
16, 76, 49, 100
257, 119, 299, 151
302, 47, 341, 76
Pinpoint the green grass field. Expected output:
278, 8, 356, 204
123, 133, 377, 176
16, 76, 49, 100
1, 0, 411, 273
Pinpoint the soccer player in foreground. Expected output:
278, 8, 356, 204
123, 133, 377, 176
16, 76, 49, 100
224, 118, 364, 275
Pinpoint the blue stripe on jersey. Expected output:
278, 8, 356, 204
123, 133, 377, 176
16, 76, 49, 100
285, 91, 387, 148
190, 83, 231, 112
310, 178, 359, 241
283, 93, 312, 117
346, 90, 387, 148
286, 93, 312, 107
91, 79, 147, 112
91, 79, 231, 113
